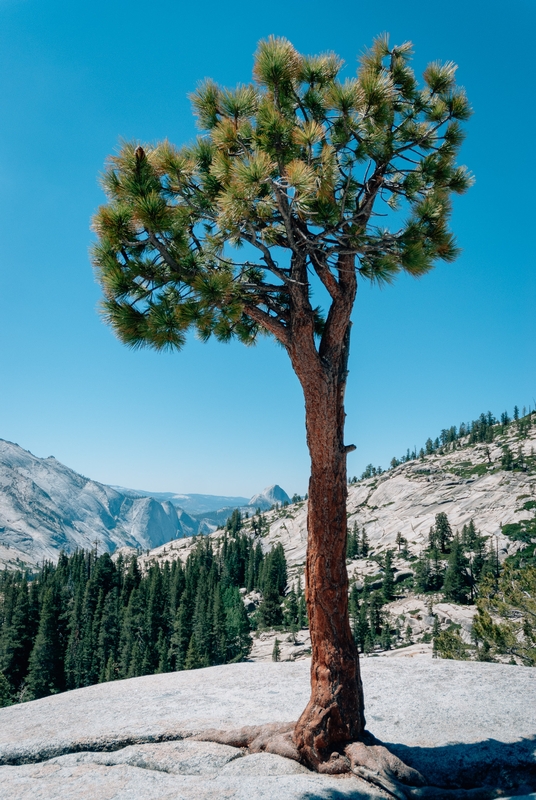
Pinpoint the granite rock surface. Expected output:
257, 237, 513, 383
1, 658, 535, 798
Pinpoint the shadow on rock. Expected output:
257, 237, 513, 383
300, 791, 386, 800
386, 735, 536, 795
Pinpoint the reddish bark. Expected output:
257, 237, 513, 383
284, 253, 365, 768
291, 359, 365, 766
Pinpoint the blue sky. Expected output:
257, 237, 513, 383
0, 0, 534, 497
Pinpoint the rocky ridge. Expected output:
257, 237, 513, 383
132, 420, 536, 655
0, 437, 290, 570
0, 439, 200, 570
136, 420, 536, 573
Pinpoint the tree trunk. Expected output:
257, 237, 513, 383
291, 338, 365, 767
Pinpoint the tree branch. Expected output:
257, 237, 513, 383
243, 303, 290, 347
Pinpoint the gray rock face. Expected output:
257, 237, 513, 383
113, 488, 250, 516
1, 659, 535, 798
139, 427, 536, 584
0, 439, 194, 569
248, 484, 291, 510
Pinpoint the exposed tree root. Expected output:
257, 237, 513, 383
345, 735, 426, 798
192, 722, 301, 762
193, 724, 508, 799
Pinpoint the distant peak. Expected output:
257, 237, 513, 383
248, 484, 290, 509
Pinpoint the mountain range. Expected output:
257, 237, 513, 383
2, 413, 534, 574
0, 438, 289, 570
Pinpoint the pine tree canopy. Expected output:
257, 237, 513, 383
92, 34, 472, 353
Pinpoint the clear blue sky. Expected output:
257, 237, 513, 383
0, 0, 534, 497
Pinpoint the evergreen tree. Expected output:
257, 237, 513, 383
361, 528, 370, 559
283, 589, 299, 629
92, 33, 472, 757
348, 584, 360, 639
429, 546, 445, 592
443, 535, 470, 604
0, 671, 11, 707
223, 587, 251, 662
501, 445, 514, 471
120, 585, 147, 678
414, 555, 431, 593
354, 604, 370, 654
156, 630, 169, 673
382, 550, 395, 602
380, 620, 392, 651
432, 615, 441, 658
97, 588, 120, 681
368, 591, 384, 639
433, 627, 468, 660
191, 577, 211, 667
257, 544, 287, 627
434, 513, 453, 553
0, 580, 32, 692
257, 570, 283, 628
211, 584, 228, 665
346, 522, 360, 559
184, 635, 203, 670
26, 585, 65, 699
296, 581, 308, 629
272, 637, 281, 662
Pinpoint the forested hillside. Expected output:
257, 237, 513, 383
139, 406, 536, 666
0, 517, 293, 706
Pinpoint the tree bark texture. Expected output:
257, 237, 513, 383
285, 249, 364, 766
291, 357, 365, 765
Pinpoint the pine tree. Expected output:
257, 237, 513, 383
64, 583, 85, 690
443, 535, 470, 603
380, 619, 392, 651
258, 549, 284, 627
0, 580, 32, 692
296, 580, 308, 629
156, 630, 169, 673
26, 585, 65, 699
382, 550, 395, 602
354, 604, 370, 654
501, 445, 514, 471
348, 584, 360, 640
361, 528, 370, 559
184, 635, 203, 670
432, 616, 441, 658
434, 513, 453, 553
211, 584, 227, 665
405, 624, 413, 644
414, 555, 431, 593
191, 577, 211, 667
0, 671, 11, 707
223, 587, 251, 662
346, 522, 360, 559
120, 585, 146, 678
283, 589, 299, 629
272, 638, 281, 662
92, 33, 472, 760
97, 588, 120, 682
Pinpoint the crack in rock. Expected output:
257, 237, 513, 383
0, 731, 199, 766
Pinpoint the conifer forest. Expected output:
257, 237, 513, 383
0, 516, 293, 706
